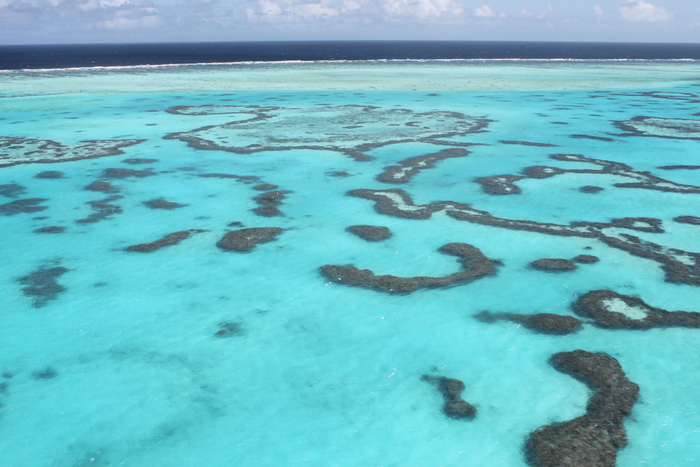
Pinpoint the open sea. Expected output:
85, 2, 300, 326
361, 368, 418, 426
2, 41, 700, 466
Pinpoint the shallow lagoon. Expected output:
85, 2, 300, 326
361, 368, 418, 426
2, 61, 700, 466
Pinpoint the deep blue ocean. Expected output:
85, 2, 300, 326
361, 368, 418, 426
3, 43, 700, 466
2, 40, 700, 69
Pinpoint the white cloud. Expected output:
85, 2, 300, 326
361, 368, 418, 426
473, 4, 495, 18
594, 4, 603, 18
383, 0, 463, 19
620, 0, 672, 22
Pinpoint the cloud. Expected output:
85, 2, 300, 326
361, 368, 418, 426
619, 0, 672, 22
594, 4, 603, 18
473, 4, 495, 18
520, 4, 553, 20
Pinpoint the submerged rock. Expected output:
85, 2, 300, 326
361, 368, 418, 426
0, 198, 47, 216
34, 226, 65, 234
35, 171, 64, 179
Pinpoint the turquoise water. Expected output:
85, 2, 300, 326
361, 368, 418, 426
2, 61, 700, 466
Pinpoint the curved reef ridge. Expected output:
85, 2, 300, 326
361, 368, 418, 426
0, 137, 144, 168
574, 289, 700, 329
524, 350, 639, 467
376, 148, 469, 184
485, 153, 700, 196
347, 188, 700, 287
320, 242, 495, 294
474, 311, 581, 335
421, 375, 477, 420
164, 105, 490, 161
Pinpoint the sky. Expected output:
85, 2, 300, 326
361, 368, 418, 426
0, 0, 698, 45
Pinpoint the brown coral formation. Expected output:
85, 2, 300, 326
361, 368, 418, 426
35, 171, 64, 179
524, 350, 639, 467
376, 148, 469, 184
142, 198, 188, 210
345, 225, 392, 242
674, 216, 700, 225
76, 196, 123, 224
320, 242, 495, 294
252, 190, 288, 217
217, 227, 284, 252
530, 258, 577, 272
421, 375, 477, 420
573, 289, 700, 330
17, 265, 69, 308
573, 254, 599, 264
474, 311, 581, 335
348, 188, 700, 287
0, 198, 47, 216
476, 175, 526, 195
125, 230, 204, 253
101, 168, 156, 179
34, 226, 65, 234
0, 183, 26, 198
84, 181, 119, 193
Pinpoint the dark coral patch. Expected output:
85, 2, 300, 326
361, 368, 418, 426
574, 289, 700, 329
101, 168, 156, 179
376, 148, 469, 184
252, 190, 288, 217
475, 175, 524, 195
570, 134, 615, 142
17, 265, 69, 308
0, 198, 48, 216
658, 165, 700, 170
320, 243, 495, 294
32, 368, 59, 380
76, 196, 122, 224
143, 198, 188, 210
674, 216, 700, 225
35, 171, 64, 179
499, 140, 558, 147
524, 350, 639, 467
326, 171, 352, 177
346, 225, 392, 242
0, 183, 27, 198
217, 227, 284, 252
197, 173, 260, 184
475, 311, 581, 335
34, 226, 65, 234
530, 258, 577, 272
252, 183, 279, 191
579, 185, 604, 193
573, 254, 599, 264
85, 181, 119, 193
213, 322, 244, 338
421, 375, 477, 420
122, 158, 158, 165
125, 230, 204, 253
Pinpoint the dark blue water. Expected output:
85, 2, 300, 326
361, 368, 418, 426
2, 41, 700, 70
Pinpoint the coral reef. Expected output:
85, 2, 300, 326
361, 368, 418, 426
320, 243, 495, 294
574, 289, 700, 329
421, 375, 477, 420
17, 265, 69, 308
0, 198, 47, 216
345, 225, 392, 242
217, 227, 284, 252
524, 350, 639, 467
35, 171, 64, 179
530, 258, 577, 272
143, 198, 188, 210
125, 230, 204, 253
474, 311, 581, 335
376, 148, 469, 184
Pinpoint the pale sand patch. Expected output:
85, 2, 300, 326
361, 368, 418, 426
603, 298, 648, 320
